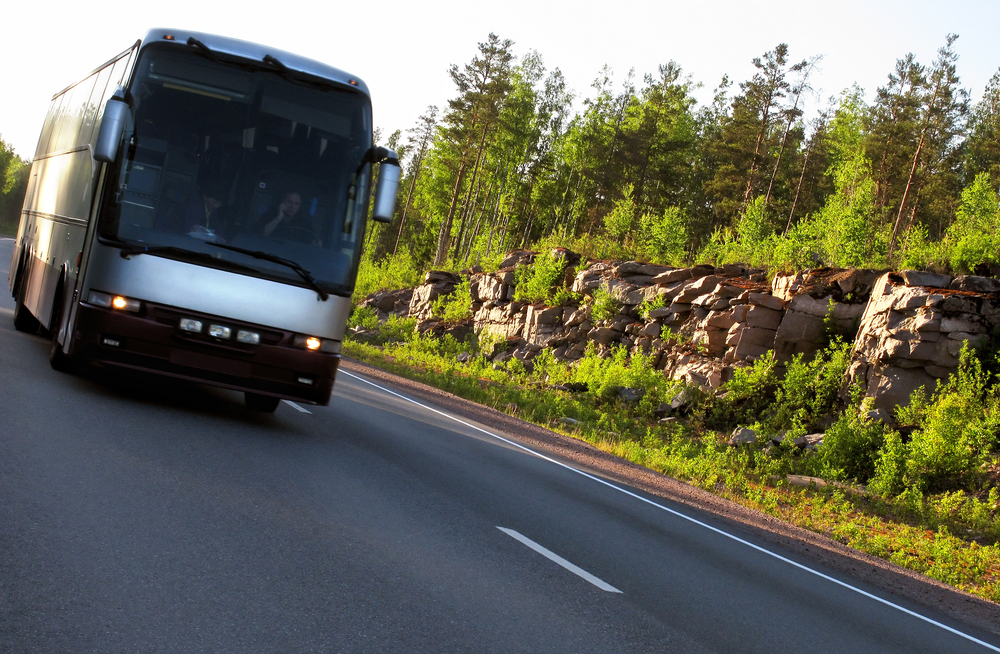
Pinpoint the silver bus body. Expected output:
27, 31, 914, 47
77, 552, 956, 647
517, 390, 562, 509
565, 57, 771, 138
8, 29, 397, 407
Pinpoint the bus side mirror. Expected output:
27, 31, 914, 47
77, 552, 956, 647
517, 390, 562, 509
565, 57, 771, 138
94, 96, 130, 163
371, 151, 400, 224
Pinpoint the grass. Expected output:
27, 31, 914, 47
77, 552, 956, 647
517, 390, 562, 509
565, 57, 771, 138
343, 328, 1000, 604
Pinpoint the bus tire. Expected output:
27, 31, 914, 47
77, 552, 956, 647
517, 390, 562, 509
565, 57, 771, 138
48, 284, 77, 374
49, 332, 77, 373
245, 392, 280, 413
12, 263, 40, 334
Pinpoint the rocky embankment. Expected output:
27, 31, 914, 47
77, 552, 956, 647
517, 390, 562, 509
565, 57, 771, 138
358, 250, 1000, 422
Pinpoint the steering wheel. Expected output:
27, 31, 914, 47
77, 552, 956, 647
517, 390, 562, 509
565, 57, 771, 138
273, 225, 321, 245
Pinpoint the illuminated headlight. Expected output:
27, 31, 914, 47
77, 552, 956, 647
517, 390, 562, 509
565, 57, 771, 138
179, 318, 203, 333
90, 290, 140, 312
236, 330, 260, 345
208, 324, 232, 339
112, 296, 140, 311
293, 335, 341, 354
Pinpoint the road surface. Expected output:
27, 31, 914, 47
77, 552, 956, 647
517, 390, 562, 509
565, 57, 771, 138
2, 237, 999, 652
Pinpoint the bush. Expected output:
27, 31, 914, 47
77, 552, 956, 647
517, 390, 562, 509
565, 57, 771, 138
433, 278, 473, 322
590, 288, 622, 323
514, 249, 569, 304
902, 344, 1000, 492
767, 339, 852, 435
815, 389, 892, 483
637, 294, 667, 321
638, 206, 688, 266
703, 354, 778, 430
943, 173, 1000, 273
355, 250, 423, 302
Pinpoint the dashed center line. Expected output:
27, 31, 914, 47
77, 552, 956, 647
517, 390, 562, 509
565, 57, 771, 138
282, 400, 311, 414
497, 527, 623, 594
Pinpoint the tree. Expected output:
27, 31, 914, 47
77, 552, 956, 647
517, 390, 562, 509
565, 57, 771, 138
965, 69, 1000, 187
432, 33, 515, 266
0, 136, 29, 230
888, 34, 969, 256
393, 106, 438, 255
703, 45, 808, 229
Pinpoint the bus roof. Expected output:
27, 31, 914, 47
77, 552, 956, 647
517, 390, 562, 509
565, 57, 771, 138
142, 28, 370, 97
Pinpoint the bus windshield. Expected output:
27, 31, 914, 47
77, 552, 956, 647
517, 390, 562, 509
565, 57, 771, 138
99, 44, 373, 296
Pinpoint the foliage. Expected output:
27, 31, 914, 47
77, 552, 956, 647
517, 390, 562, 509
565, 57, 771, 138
638, 206, 688, 266
513, 249, 569, 304
355, 250, 423, 303
702, 353, 778, 430
637, 294, 667, 321
767, 339, 852, 435
433, 278, 474, 322
901, 344, 1000, 492
589, 288, 622, 323
815, 389, 893, 483
942, 172, 1000, 273
0, 136, 29, 234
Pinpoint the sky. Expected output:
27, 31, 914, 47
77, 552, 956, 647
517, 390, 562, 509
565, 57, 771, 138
2, 0, 998, 160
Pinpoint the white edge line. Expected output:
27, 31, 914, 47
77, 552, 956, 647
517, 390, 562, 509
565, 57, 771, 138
340, 369, 1000, 652
282, 400, 311, 414
497, 527, 622, 593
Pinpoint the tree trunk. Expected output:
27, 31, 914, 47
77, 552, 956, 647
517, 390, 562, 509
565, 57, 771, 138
434, 161, 468, 266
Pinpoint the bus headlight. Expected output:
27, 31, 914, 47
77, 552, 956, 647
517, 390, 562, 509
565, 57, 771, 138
89, 291, 140, 312
236, 330, 260, 345
293, 335, 340, 354
179, 318, 203, 333
208, 324, 232, 339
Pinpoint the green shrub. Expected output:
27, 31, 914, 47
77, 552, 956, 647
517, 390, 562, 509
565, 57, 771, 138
902, 344, 1000, 492
774, 339, 852, 432
355, 250, 423, 302
703, 354, 778, 430
815, 390, 892, 483
868, 430, 909, 497
638, 206, 688, 266
433, 278, 473, 322
637, 294, 667, 321
348, 305, 380, 331
944, 173, 1000, 274
590, 288, 622, 323
514, 249, 570, 304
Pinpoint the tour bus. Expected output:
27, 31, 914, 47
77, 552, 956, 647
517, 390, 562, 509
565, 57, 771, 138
8, 29, 400, 411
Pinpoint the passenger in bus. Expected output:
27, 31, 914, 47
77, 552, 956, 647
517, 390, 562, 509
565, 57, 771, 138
252, 191, 321, 245
178, 181, 230, 243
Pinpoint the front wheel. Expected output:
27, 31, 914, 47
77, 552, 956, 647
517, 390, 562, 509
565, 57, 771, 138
245, 392, 280, 413
48, 287, 77, 374
49, 331, 77, 373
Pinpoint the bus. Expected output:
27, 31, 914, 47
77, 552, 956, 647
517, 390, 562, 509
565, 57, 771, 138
8, 28, 400, 412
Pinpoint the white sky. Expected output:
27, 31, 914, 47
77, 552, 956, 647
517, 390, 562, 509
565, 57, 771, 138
2, 0, 997, 160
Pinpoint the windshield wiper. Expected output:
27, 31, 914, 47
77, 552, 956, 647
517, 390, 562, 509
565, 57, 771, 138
117, 244, 257, 272
206, 242, 329, 301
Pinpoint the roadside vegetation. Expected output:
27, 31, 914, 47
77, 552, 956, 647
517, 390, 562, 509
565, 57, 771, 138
345, 299, 1000, 603
0, 136, 30, 237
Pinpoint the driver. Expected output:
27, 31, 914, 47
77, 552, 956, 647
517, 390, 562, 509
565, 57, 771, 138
254, 191, 318, 244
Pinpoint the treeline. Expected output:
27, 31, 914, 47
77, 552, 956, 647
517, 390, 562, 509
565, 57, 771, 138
364, 33, 1000, 278
0, 137, 30, 232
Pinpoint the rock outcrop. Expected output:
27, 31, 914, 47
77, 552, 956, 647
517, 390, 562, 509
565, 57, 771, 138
358, 251, 1000, 422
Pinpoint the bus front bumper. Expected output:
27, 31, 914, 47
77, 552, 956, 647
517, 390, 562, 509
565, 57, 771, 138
70, 302, 338, 405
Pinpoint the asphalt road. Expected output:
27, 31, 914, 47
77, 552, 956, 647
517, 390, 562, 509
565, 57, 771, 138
2, 236, 999, 653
